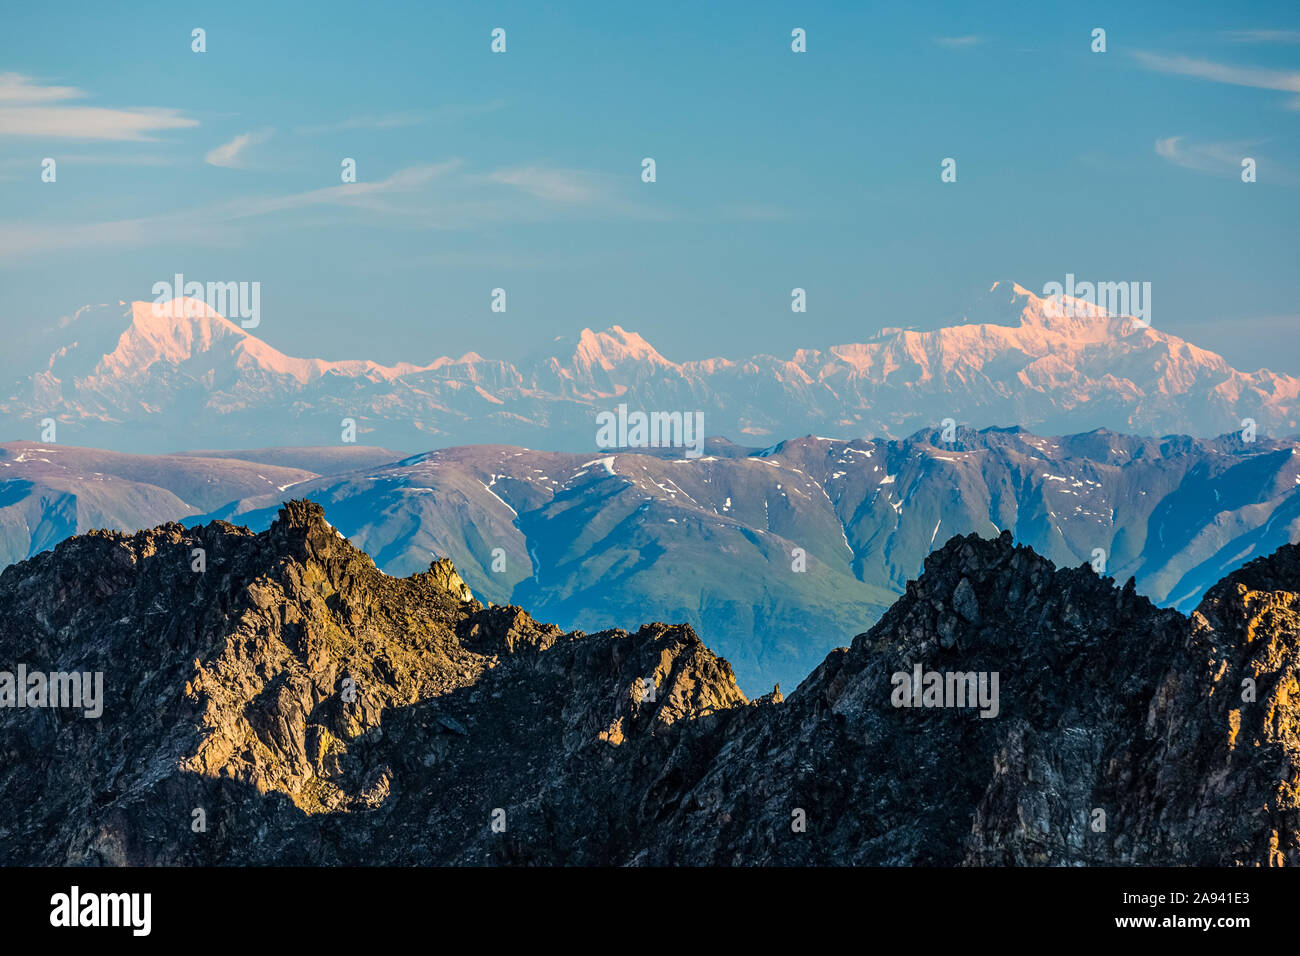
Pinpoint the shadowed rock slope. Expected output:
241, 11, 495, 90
0, 500, 1296, 865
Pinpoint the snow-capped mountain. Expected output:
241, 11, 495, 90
5, 282, 1298, 454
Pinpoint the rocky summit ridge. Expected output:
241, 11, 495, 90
0, 500, 1297, 865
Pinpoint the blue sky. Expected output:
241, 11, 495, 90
1, 0, 1298, 373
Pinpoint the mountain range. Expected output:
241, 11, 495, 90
4, 425, 1299, 692
4, 281, 1299, 453
2, 499, 1296, 865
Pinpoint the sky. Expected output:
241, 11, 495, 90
1, 0, 1298, 375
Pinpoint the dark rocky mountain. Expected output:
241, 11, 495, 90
0, 500, 1296, 865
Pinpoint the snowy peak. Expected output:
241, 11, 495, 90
987, 279, 1038, 299
91, 298, 309, 381
132, 296, 244, 335
567, 325, 672, 370
90, 300, 443, 385
933, 279, 1142, 350
982, 278, 1106, 325
101, 298, 250, 373
9, 281, 1299, 453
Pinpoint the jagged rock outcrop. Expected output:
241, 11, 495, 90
1118, 546, 1300, 865
0, 501, 1297, 865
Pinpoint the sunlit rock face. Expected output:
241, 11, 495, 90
1, 501, 1298, 866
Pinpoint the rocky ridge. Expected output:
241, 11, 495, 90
0, 501, 1297, 865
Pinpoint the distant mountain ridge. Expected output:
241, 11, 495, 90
4, 281, 1298, 453
3, 425, 1298, 691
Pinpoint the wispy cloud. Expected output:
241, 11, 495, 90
0, 158, 671, 258
487, 166, 599, 202
0, 163, 457, 257
0, 73, 82, 103
213, 162, 461, 219
1134, 51, 1300, 93
0, 105, 197, 140
1154, 136, 1268, 175
934, 35, 984, 49
0, 73, 197, 140
205, 130, 273, 168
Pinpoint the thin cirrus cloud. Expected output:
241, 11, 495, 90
1154, 136, 1273, 178
0, 73, 82, 103
212, 162, 461, 220
0, 72, 198, 140
1133, 50, 1300, 109
480, 165, 671, 222
205, 130, 273, 168
487, 165, 600, 202
0, 160, 653, 257
0, 163, 454, 257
